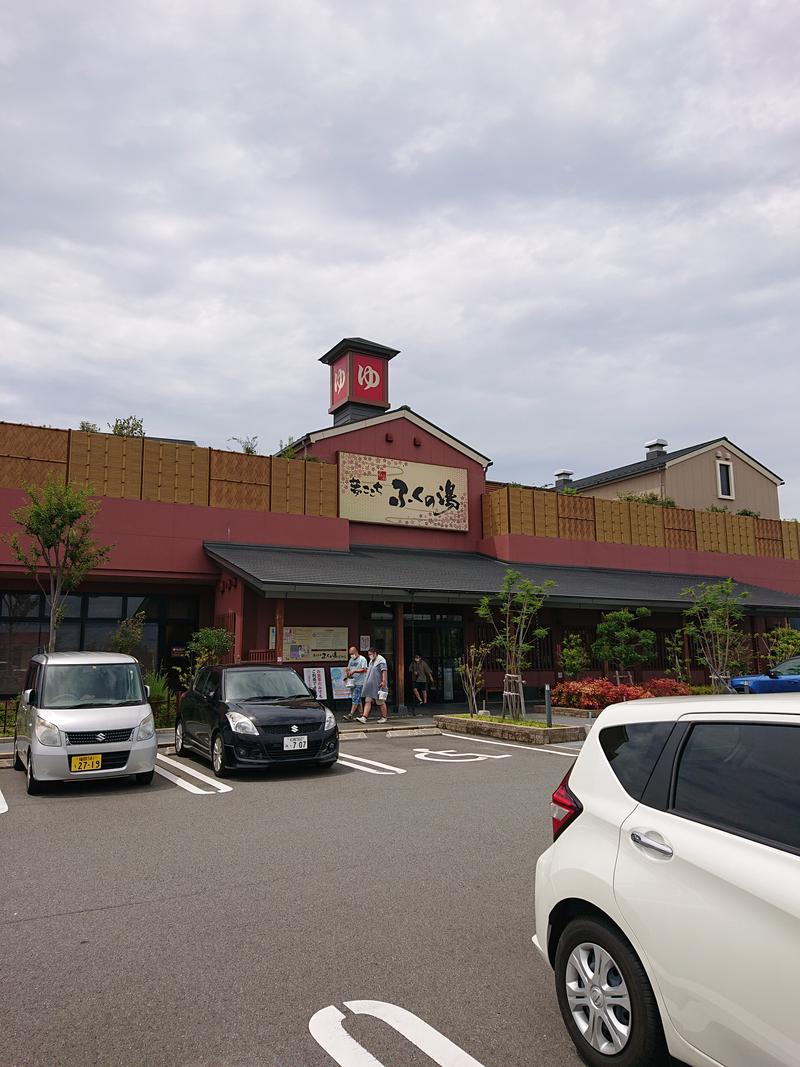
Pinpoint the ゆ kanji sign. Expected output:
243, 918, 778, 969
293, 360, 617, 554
339, 453, 468, 531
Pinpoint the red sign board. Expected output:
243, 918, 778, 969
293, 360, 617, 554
330, 354, 349, 409
329, 351, 390, 413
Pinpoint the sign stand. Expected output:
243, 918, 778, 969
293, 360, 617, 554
502, 674, 525, 718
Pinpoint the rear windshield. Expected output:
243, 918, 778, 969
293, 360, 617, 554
41, 663, 146, 709
225, 669, 310, 701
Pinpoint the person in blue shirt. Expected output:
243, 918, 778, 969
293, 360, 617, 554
342, 645, 368, 721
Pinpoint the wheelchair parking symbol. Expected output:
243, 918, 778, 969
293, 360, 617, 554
412, 748, 511, 763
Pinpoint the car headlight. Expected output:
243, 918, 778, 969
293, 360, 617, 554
226, 710, 259, 736
324, 708, 336, 731
137, 712, 155, 740
34, 715, 60, 747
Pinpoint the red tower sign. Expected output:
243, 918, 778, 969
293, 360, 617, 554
320, 338, 399, 423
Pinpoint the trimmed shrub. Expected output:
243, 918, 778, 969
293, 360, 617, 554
552, 677, 691, 711
644, 677, 692, 697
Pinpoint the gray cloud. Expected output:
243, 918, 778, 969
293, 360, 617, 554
1, 0, 798, 514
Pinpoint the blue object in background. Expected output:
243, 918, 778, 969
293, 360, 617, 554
731, 656, 800, 693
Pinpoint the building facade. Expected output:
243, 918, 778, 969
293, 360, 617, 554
1, 338, 799, 703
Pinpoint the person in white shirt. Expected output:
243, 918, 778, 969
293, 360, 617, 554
342, 646, 367, 721
357, 646, 388, 724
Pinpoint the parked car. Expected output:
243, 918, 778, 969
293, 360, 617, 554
14, 652, 157, 795
175, 663, 338, 776
533, 693, 800, 1067
731, 655, 800, 693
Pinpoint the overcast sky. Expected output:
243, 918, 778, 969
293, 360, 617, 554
1, 1, 798, 515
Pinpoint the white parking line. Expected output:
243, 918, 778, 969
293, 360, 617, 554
154, 765, 211, 794
156, 754, 234, 793
337, 759, 396, 776
439, 732, 579, 757
0, 786, 8, 815
336, 752, 406, 774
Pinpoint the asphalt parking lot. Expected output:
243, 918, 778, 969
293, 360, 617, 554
0, 731, 584, 1067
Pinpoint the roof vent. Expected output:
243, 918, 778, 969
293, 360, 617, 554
554, 469, 574, 490
645, 438, 668, 460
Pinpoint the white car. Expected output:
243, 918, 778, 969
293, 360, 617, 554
14, 651, 158, 793
533, 694, 800, 1067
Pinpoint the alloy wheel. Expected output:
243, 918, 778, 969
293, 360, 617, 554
565, 941, 632, 1055
212, 735, 223, 774
175, 720, 184, 753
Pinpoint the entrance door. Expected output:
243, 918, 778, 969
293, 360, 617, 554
404, 612, 464, 704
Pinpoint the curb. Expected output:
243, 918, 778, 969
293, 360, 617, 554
340, 726, 441, 741
432, 715, 585, 746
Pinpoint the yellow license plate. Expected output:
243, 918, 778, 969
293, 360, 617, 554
70, 754, 102, 772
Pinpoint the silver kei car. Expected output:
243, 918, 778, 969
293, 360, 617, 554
13, 652, 158, 794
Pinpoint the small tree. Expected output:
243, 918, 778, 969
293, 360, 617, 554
456, 642, 489, 716
681, 579, 750, 692
79, 420, 100, 433
228, 435, 259, 455
476, 568, 554, 716
759, 626, 800, 669
109, 611, 146, 657
560, 632, 589, 678
108, 415, 144, 437
592, 607, 657, 681
664, 629, 690, 684
5, 481, 112, 650
174, 627, 235, 689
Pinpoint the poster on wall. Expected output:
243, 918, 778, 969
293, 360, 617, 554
282, 626, 348, 663
303, 667, 328, 700
329, 666, 351, 701
339, 452, 468, 532
359, 634, 371, 652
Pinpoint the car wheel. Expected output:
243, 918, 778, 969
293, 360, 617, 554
13, 734, 24, 771
136, 769, 155, 785
211, 733, 229, 778
554, 916, 668, 1067
26, 751, 43, 796
174, 716, 187, 757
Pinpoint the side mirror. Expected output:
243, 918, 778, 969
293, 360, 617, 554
145, 685, 151, 699
768, 669, 779, 679
22, 688, 35, 706
307, 686, 317, 698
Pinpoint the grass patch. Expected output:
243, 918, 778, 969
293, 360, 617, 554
446, 713, 550, 728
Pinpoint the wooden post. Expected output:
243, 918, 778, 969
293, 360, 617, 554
394, 602, 405, 712
275, 597, 285, 664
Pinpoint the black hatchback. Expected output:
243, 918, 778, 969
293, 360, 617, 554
175, 663, 338, 777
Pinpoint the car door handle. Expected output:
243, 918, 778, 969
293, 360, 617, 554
631, 831, 674, 858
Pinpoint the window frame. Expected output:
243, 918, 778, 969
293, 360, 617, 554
716, 459, 735, 500
666, 719, 800, 858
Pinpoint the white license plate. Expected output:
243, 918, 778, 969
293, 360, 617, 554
283, 736, 308, 751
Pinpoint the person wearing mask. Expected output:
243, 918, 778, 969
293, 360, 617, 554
342, 645, 367, 721
356, 646, 388, 724
409, 653, 435, 706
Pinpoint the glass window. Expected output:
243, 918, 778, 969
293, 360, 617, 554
166, 597, 195, 620
83, 620, 119, 653
86, 596, 124, 619
41, 662, 145, 709
224, 668, 310, 701
774, 657, 800, 677
126, 596, 161, 621
1, 593, 42, 618
0, 621, 44, 695
718, 462, 733, 498
55, 622, 81, 652
599, 722, 674, 800
673, 723, 800, 852
193, 667, 209, 694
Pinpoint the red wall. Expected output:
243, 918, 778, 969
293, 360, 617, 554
306, 415, 487, 552
0, 488, 349, 581
481, 534, 800, 598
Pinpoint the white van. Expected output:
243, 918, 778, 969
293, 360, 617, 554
14, 651, 158, 794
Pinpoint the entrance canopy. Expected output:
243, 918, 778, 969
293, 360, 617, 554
204, 543, 800, 613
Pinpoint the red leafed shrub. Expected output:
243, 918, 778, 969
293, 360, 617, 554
644, 677, 692, 697
552, 677, 689, 711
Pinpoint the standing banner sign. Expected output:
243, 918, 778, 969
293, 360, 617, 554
329, 667, 351, 701
304, 667, 328, 700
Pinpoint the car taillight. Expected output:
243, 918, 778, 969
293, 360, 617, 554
551, 767, 582, 841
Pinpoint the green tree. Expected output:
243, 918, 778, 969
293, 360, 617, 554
681, 578, 750, 692
759, 626, 800, 669
5, 481, 112, 650
560, 632, 589, 678
108, 415, 144, 437
228, 435, 259, 455
664, 629, 690, 684
592, 607, 657, 678
174, 627, 235, 689
79, 420, 100, 433
476, 568, 554, 716
109, 611, 146, 657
